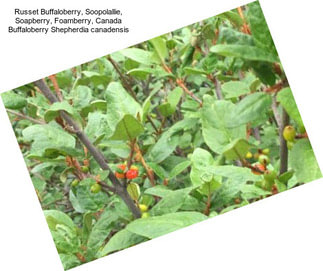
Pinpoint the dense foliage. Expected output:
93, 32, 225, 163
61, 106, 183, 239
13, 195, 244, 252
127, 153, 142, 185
2, 2, 321, 270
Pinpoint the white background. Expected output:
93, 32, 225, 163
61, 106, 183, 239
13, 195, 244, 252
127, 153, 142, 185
0, 0, 323, 270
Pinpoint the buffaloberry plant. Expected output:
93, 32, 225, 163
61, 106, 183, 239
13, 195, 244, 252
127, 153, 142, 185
1, 2, 321, 270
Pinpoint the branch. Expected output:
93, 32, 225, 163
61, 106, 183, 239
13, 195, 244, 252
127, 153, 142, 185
176, 78, 203, 106
6, 109, 46, 125
207, 74, 223, 100
279, 109, 289, 174
272, 96, 289, 174
33, 79, 141, 219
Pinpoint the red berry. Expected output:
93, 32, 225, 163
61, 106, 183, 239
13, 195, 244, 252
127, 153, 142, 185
126, 169, 138, 179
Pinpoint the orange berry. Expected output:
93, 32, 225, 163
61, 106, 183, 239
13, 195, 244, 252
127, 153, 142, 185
252, 163, 266, 175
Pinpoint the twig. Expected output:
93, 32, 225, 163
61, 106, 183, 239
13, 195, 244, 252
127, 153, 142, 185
6, 109, 46, 125
264, 79, 287, 94
203, 194, 211, 216
176, 78, 203, 106
48, 74, 63, 102
237, 6, 251, 34
134, 143, 155, 186
33, 79, 141, 219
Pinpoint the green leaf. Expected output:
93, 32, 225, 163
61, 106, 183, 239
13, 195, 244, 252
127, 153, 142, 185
144, 185, 172, 198
44, 210, 76, 231
126, 212, 207, 239
81, 100, 107, 117
218, 26, 254, 46
221, 81, 250, 99
147, 162, 168, 180
198, 178, 222, 196
150, 187, 193, 216
290, 139, 322, 183
228, 92, 272, 127
127, 182, 141, 201
1, 91, 27, 109
71, 178, 109, 212
277, 87, 305, 132
142, 96, 151, 123
127, 67, 172, 79
168, 87, 183, 107
50, 224, 80, 254
43, 209, 81, 254
210, 44, 279, 62
84, 112, 109, 142
100, 229, 148, 256
184, 67, 208, 76
87, 210, 119, 257
44, 101, 76, 123
70, 85, 93, 109
252, 62, 276, 86
148, 132, 179, 163
275, 179, 287, 192
82, 71, 110, 86
222, 138, 252, 160
169, 160, 191, 179
158, 103, 174, 117
243, 72, 261, 91
150, 36, 168, 63
59, 253, 81, 270
109, 114, 144, 141
241, 184, 271, 200
120, 48, 154, 65
158, 87, 183, 117
247, 1, 277, 55
201, 95, 245, 154
190, 148, 216, 186
43, 146, 83, 158
210, 165, 259, 182
69, 190, 85, 213
278, 170, 294, 184
22, 123, 75, 157
82, 212, 93, 243
217, 11, 244, 27
105, 82, 142, 137
212, 166, 261, 208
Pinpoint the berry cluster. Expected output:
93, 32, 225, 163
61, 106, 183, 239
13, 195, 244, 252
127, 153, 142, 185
115, 164, 139, 180
246, 148, 278, 192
